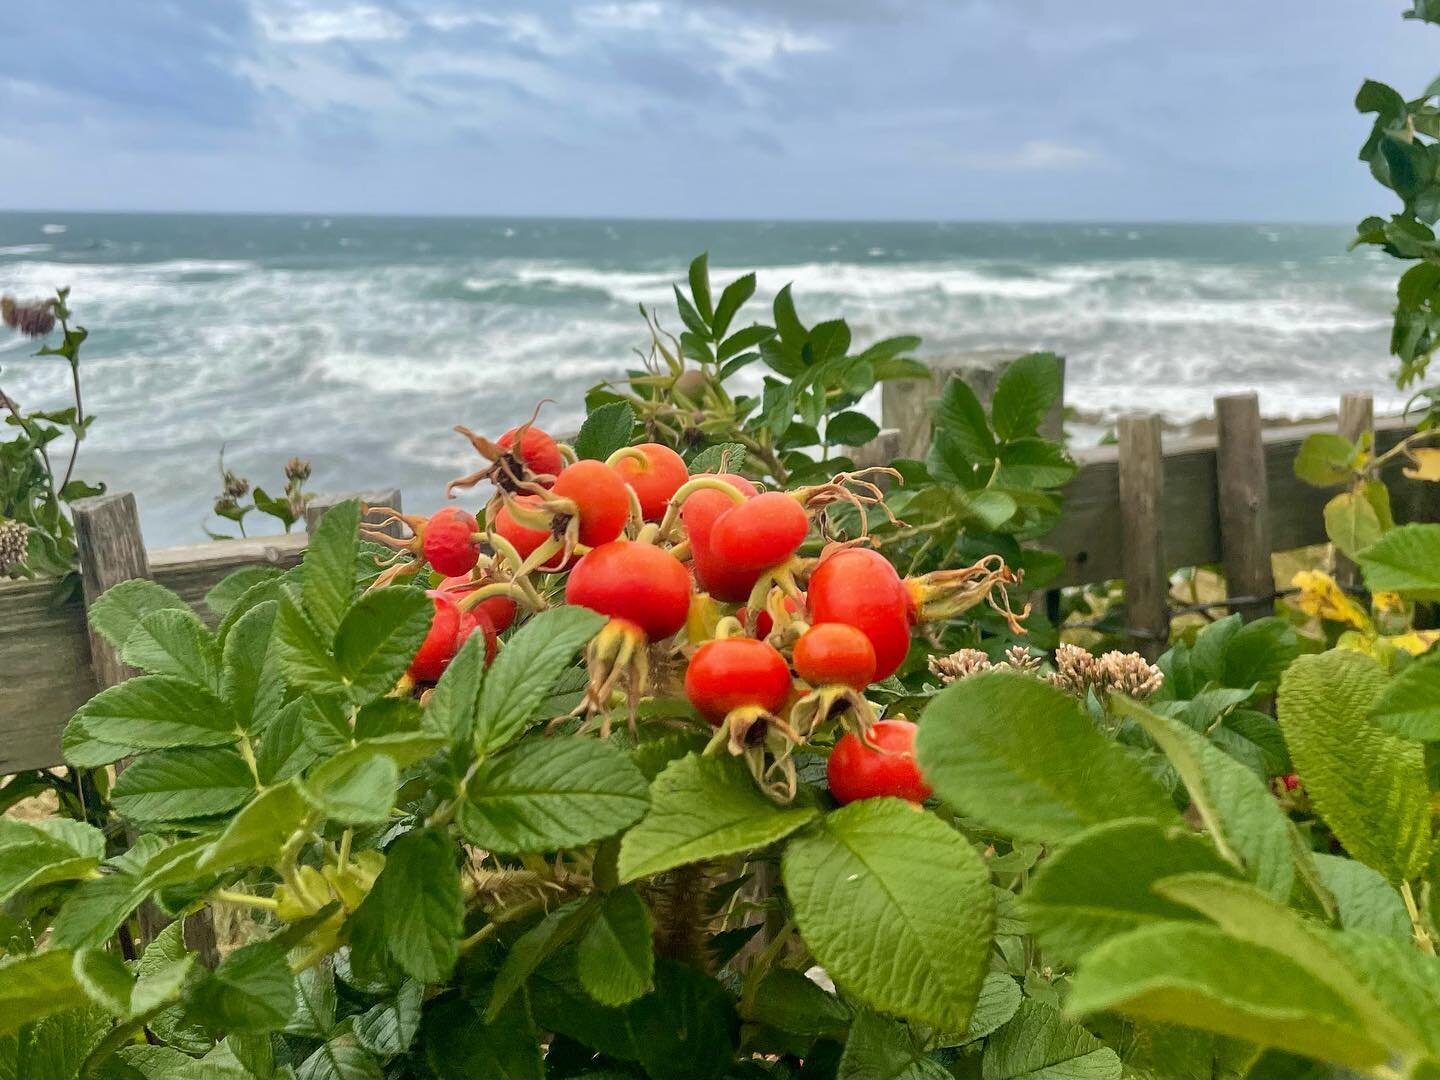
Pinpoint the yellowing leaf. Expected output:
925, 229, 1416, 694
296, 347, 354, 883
1403, 447, 1440, 482
1291, 571, 1371, 631
1384, 630, 1440, 656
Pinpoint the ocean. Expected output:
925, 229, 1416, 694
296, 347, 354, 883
0, 212, 1406, 547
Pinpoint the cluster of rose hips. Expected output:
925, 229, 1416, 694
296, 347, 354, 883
366, 415, 1026, 804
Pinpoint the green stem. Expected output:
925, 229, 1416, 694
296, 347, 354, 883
214, 889, 279, 912
58, 346, 84, 494
1401, 881, 1435, 955
460, 896, 548, 952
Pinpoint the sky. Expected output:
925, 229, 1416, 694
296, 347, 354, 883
2, 0, 1438, 221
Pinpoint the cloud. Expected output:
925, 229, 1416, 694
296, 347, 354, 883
255, 2, 409, 43
954, 140, 1100, 171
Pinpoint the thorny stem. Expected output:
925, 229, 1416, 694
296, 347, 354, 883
739, 917, 794, 1020
1401, 881, 1435, 955
460, 895, 549, 952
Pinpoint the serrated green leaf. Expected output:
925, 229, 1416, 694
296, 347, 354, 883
254, 699, 318, 784
1312, 854, 1411, 938
353, 980, 423, 1056
1324, 490, 1385, 561
575, 402, 637, 461
0, 951, 79, 1037
297, 1037, 384, 1080
1370, 653, 1440, 739
981, 999, 1121, 1080
618, 753, 817, 881
303, 499, 361, 637
991, 353, 1061, 441
73, 947, 134, 1016
0, 817, 104, 903
1154, 872, 1435, 1060
838, 1010, 949, 1080
688, 442, 747, 473
87, 579, 189, 653
1116, 697, 1293, 900
474, 606, 606, 754
576, 888, 654, 1006
191, 940, 296, 1034
201, 781, 312, 872
487, 897, 599, 1022
423, 630, 487, 742
64, 676, 237, 767
995, 438, 1076, 488
121, 608, 220, 689
712, 272, 757, 340
933, 972, 1021, 1047
754, 969, 850, 1039
1067, 923, 1385, 1069
782, 799, 994, 1030
1019, 818, 1235, 964
302, 752, 398, 825
205, 566, 282, 620
349, 828, 462, 985
1357, 523, 1440, 599
1276, 651, 1432, 883
111, 746, 256, 823
332, 587, 431, 703
916, 672, 1177, 843
275, 590, 347, 691
459, 738, 648, 854
221, 600, 283, 733
932, 377, 995, 463
827, 410, 881, 448
425, 994, 544, 1080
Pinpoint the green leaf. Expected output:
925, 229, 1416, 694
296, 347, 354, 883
0, 817, 104, 903
1116, 697, 1293, 900
826, 411, 881, 448
121, 608, 220, 689
222, 601, 283, 733
575, 402, 637, 462
458, 737, 649, 854
201, 783, 313, 875
111, 747, 256, 823
688, 442, 747, 474
994, 438, 1076, 488
0, 952, 79, 1036
1370, 654, 1440, 739
474, 606, 606, 754
1067, 923, 1386, 1069
838, 1010, 949, 1080
301, 745, 405, 826
782, 799, 994, 1030
577, 888, 654, 1006
333, 587, 431, 703
424, 995, 543, 1080
1019, 818, 1236, 964
1218, 617, 1299, 693
1324, 491, 1384, 561
304, 499, 361, 638
1276, 652, 1432, 883
916, 672, 1177, 843
205, 566, 282, 620
354, 980, 423, 1056
1153, 872, 1435, 1060
717, 322, 772, 363
87, 579, 189, 653
254, 699, 318, 784
754, 969, 850, 1038
275, 591, 347, 691
51, 836, 210, 950
712, 272, 757, 340
296, 1037, 384, 1080
618, 753, 818, 881
487, 897, 599, 1022
932, 377, 995, 463
990, 353, 1061, 441
1293, 433, 1356, 487
940, 972, 1021, 1047
687, 253, 713, 322
1312, 853, 1411, 938
349, 828, 462, 985
64, 676, 237, 767
981, 1000, 1121, 1080
423, 630, 488, 741
627, 959, 738, 1080
1357, 523, 1440, 599
191, 940, 295, 1034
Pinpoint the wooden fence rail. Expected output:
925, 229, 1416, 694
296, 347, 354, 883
0, 392, 1431, 776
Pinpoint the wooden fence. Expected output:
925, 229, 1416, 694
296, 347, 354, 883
0, 390, 1430, 775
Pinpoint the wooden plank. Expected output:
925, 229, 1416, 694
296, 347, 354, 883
305, 488, 403, 537
1334, 393, 1375, 592
1117, 415, 1169, 659
1215, 394, 1275, 622
72, 493, 151, 689
151, 533, 306, 611
1045, 415, 1423, 587
0, 577, 95, 774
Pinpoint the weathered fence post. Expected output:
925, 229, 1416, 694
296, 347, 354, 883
1117, 414, 1169, 659
72, 493, 220, 965
305, 487, 404, 536
1215, 394, 1275, 622
1335, 392, 1375, 592
880, 351, 1067, 461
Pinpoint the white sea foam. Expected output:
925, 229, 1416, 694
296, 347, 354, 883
0, 244, 52, 256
